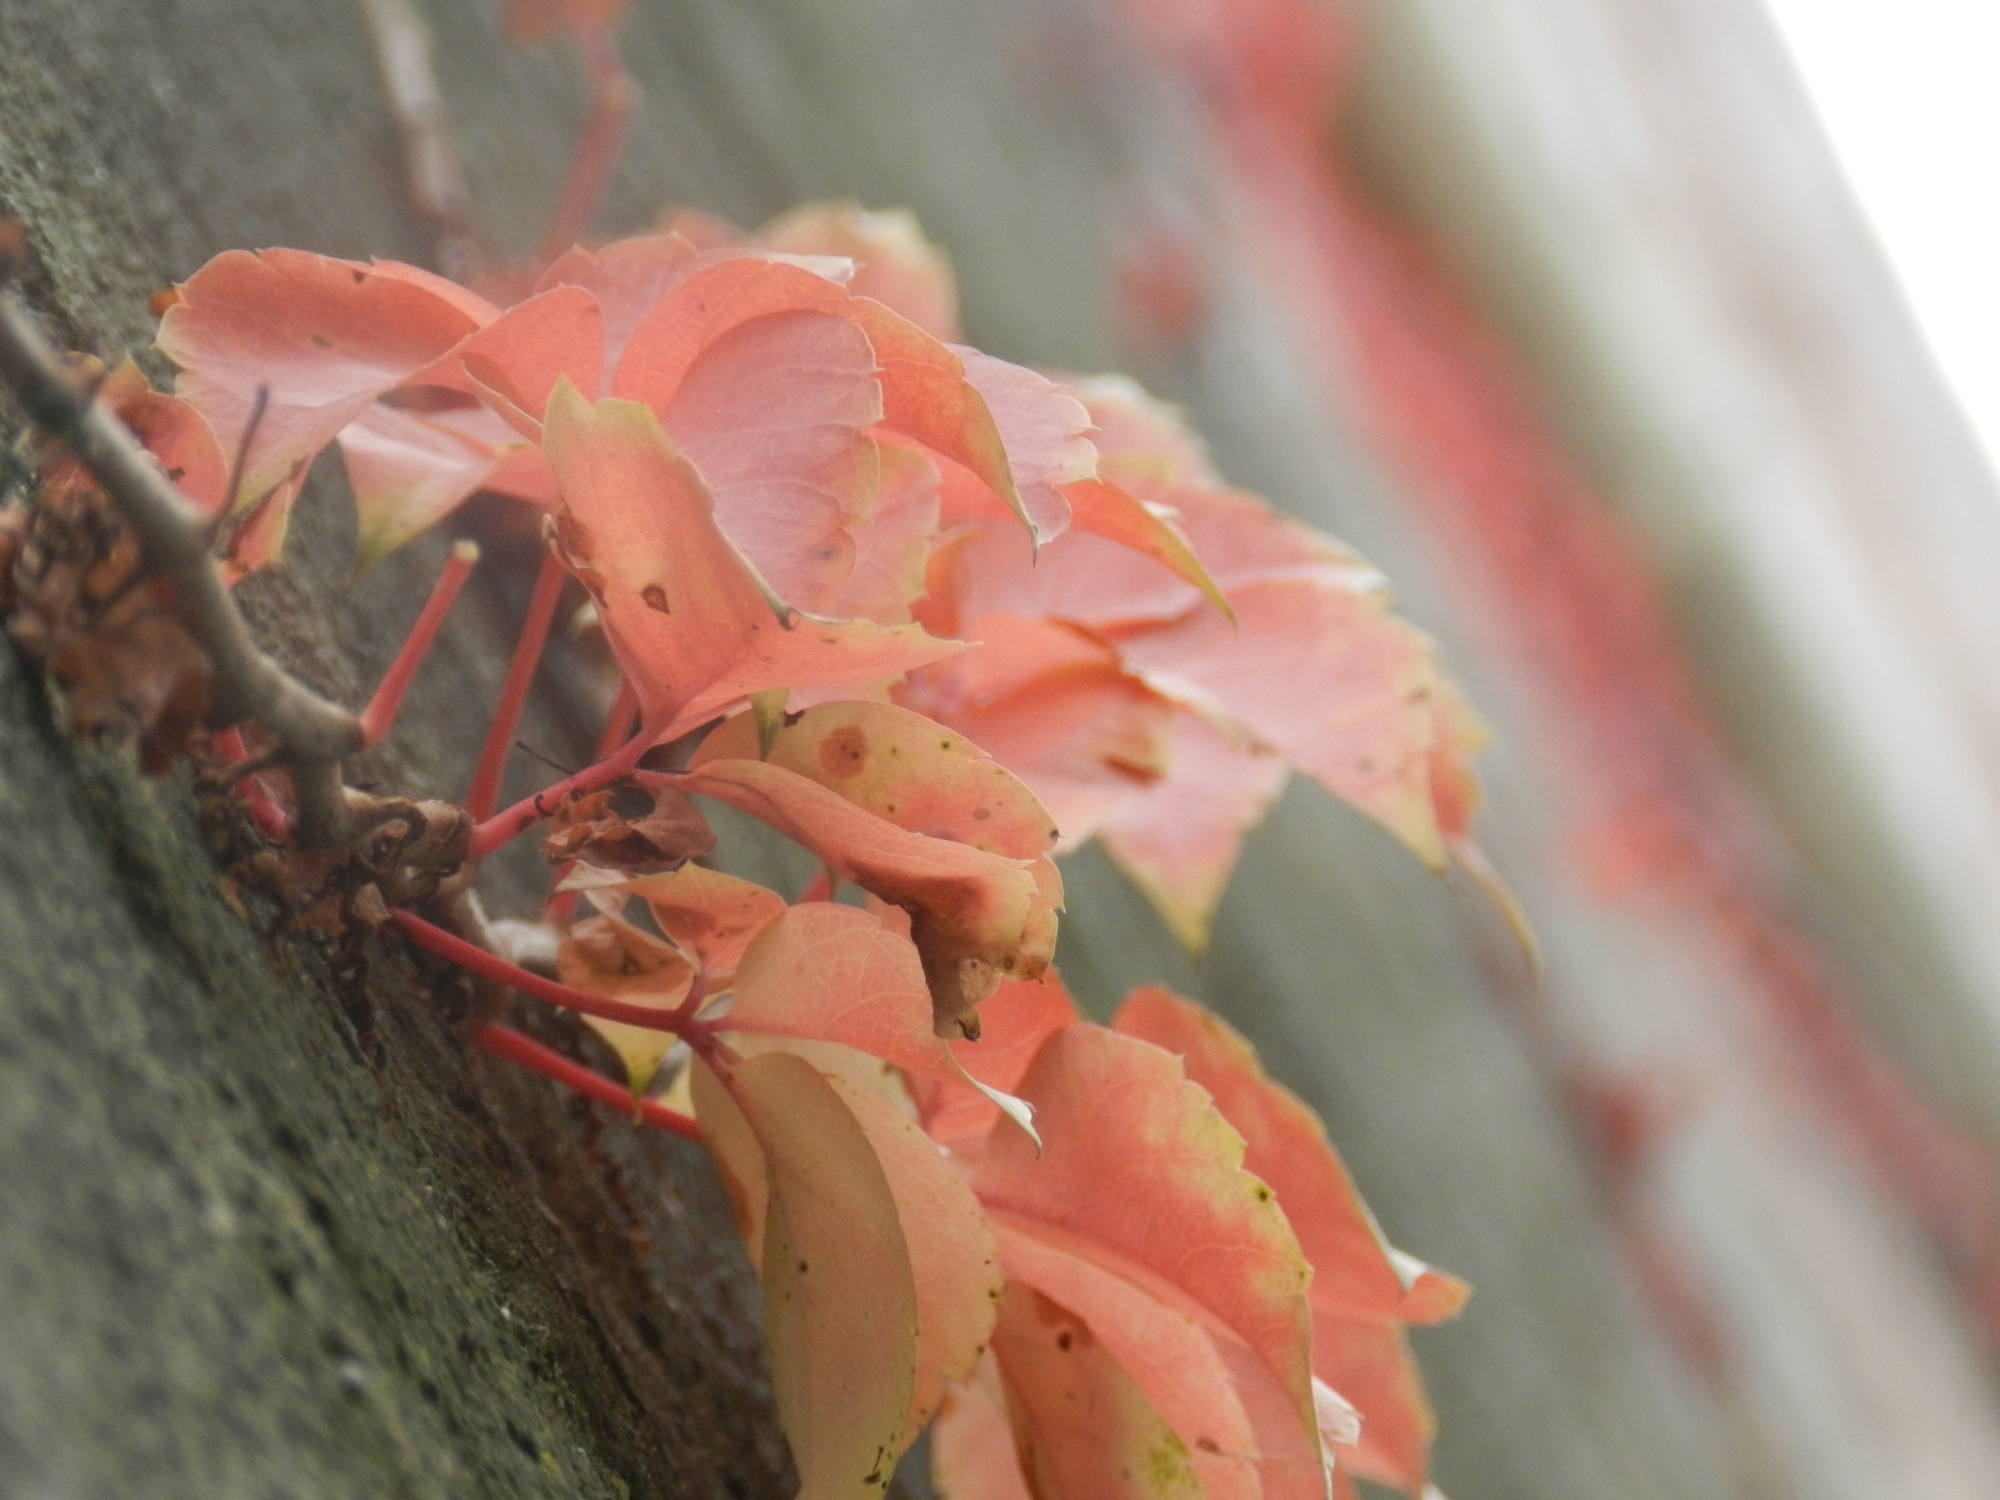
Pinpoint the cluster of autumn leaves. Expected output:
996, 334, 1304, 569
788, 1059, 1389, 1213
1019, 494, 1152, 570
111, 203, 1485, 1496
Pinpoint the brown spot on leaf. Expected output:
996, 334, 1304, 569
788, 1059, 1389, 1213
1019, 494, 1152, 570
641, 583, 670, 613
818, 724, 868, 778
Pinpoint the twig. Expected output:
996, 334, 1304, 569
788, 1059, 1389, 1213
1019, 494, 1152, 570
535, 26, 638, 264
0, 233, 365, 842
357, 0, 483, 280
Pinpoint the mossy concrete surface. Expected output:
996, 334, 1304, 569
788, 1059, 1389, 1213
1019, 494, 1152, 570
0, 2, 795, 1495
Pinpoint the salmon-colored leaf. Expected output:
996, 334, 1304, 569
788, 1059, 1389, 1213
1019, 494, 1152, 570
1112, 986, 1465, 1494
722, 1051, 917, 1500
709, 904, 955, 1078
993, 1224, 1275, 1500
932, 1355, 1034, 1500
693, 700, 1059, 859
404, 283, 605, 420
968, 1023, 1319, 1456
159, 249, 492, 509
660, 309, 881, 611
987, 1284, 1203, 1500
821, 1072, 1001, 1433
534, 231, 700, 369
1096, 714, 1288, 953
556, 912, 694, 1089
756, 202, 963, 341
563, 863, 785, 983
829, 441, 940, 624
673, 756, 1061, 1037
1311, 1310, 1437, 1494
911, 975, 1077, 1149
338, 402, 501, 566
1111, 576, 1451, 869
612, 256, 1028, 544
90, 358, 229, 521
1060, 477, 1231, 617
1113, 987, 1464, 1324
954, 351, 1094, 543
541, 381, 961, 736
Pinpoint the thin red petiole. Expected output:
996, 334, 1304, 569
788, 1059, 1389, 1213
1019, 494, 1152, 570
358, 539, 479, 746
392, 908, 696, 1035
464, 550, 567, 823
213, 725, 291, 843
475, 1023, 702, 1143
468, 715, 661, 861
535, 27, 637, 264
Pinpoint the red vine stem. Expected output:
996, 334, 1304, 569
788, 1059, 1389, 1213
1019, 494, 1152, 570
211, 726, 292, 843
464, 549, 567, 823
475, 1023, 702, 1143
358, 539, 479, 745
535, 27, 637, 265
391, 908, 694, 1034
466, 713, 663, 860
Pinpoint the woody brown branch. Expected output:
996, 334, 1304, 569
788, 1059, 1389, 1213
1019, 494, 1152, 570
0, 231, 363, 843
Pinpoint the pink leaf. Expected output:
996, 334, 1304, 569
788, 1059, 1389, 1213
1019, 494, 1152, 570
931, 1355, 1034, 1500
93, 359, 229, 521
1110, 576, 1451, 869
337, 402, 502, 566
693, 700, 1059, 858
660, 309, 881, 611
822, 1072, 1001, 1433
534, 231, 701, 372
613, 257, 1029, 541
993, 1224, 1275, 1500
716, 1051, 917, 1500
755, 202, 963, 341
541, 382, 962, 737
673, 756, 1061, 1037
907, 624, 1179, 851
556, 912, 694, 1088
709, 904, 954, 1078
1112, 986, 1466, 1494
565, 863, 786, 983
1095, 714, 1289, 954
159, 249, 493, 508
954, 351, 1095, 543
985, 1284, 1205, 1500
1112, 987, 1465, 1324
829, 441, 940, 624
1060, 477, 1230, 616
910, 974, 1076, 1150
967, 1024, 1319, 1459
404, 283, 605, 420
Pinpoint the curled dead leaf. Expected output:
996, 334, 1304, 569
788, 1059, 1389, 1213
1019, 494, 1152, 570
542, 782, 716, 873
